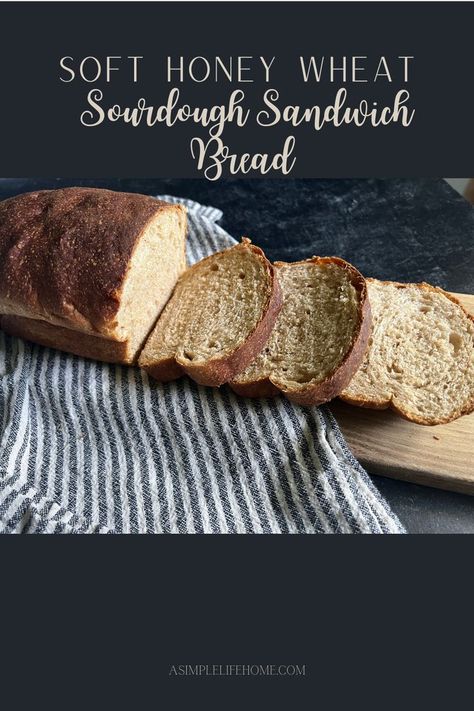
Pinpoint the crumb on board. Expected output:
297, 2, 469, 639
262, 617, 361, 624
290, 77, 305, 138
433, 435, 440, 441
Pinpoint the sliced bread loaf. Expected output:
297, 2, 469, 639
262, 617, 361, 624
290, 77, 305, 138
230, 257, 371, 406
340, 280, 474, 425
139, 239, 282, 386
0, 188, 187, 363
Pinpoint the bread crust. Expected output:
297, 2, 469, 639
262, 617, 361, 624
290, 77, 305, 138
230, 257, 372, 406
230, 378, 281, 399
0, 314, 135, 364
140, 239, 283, 387
340, 279, 474, 425
144, 356, 186, 383
0, 187, 185, 338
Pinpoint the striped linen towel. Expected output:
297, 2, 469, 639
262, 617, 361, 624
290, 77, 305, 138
0, 196, 404, 534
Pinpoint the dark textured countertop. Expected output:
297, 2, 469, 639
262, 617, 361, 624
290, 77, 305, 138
1, 178, 473, 532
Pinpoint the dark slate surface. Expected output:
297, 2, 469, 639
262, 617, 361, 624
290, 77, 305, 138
1, 178, 473, 532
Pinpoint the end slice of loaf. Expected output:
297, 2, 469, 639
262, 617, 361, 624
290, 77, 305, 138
230, 257, 372, 406
340, 279, 474, 425
139, 239, 282, 386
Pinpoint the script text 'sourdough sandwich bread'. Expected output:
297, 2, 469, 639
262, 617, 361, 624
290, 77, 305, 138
0, 188, 187, 364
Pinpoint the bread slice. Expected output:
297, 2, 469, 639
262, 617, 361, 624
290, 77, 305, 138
0, 188, 187, 363
230, 257, 371, 406
340, 280, 474, 425
139, 239, 282, 386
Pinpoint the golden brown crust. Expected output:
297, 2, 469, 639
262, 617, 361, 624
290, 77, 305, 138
230, 378, 280, 399
0, 314, 135, 364
144, 357, 184, 383
0, 187, 185, 337
230, 256, 372, 406
141, 239, 283, 387
339, 392, 474, 426
339, 279, 474, 425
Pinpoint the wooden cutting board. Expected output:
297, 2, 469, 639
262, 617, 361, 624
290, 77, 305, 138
330, 293, 474, 495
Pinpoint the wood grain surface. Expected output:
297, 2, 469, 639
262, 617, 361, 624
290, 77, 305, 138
330, 293, 474, 495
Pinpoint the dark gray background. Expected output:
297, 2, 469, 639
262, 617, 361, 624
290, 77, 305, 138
1, 177, 473, 533
1, 2, 473, 704
1, 2, 473, 176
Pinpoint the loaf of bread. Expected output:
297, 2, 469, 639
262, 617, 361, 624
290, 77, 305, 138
0, 188, 187, 363
139, 239, 282, 386
3, 188, 471, 427
230, 257, 371, 405
340, 280, 474, 424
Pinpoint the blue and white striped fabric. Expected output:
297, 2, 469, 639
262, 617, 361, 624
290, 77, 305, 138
0, 196, 405, 534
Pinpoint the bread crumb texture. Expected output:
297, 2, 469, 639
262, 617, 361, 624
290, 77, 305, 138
140, 241, 270, 367
341, 280, 474, 424
234, 260, 360, 391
